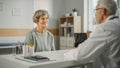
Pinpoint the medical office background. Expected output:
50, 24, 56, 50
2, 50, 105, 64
0, 0, 120, 54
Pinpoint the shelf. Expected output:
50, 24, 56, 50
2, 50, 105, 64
68, 25, 74, 27
60, 26, 67, 27
59, 16, 82, 50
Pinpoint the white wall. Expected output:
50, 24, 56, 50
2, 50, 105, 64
0, 0, 33, 29
0, 0, 33, 43
52, 0, 64, 28
63, 0, 84, 17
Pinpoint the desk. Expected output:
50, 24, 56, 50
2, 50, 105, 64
0, 50, 92, 68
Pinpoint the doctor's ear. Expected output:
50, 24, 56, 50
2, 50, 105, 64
103, 8, 108, 15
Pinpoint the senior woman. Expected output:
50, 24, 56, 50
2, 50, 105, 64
25, 9, 55, 52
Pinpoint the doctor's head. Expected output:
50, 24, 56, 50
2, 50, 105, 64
33, 10, 49, 29
95, 0, 117, 24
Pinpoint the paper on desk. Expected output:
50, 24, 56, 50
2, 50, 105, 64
64, 49, 78, 60
15, 55, 53, 63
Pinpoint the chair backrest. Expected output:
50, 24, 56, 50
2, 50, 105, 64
74, 33, 87, 47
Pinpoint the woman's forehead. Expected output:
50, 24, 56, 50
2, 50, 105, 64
40, 14, 48, 18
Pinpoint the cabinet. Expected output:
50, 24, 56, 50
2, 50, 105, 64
0, 46, 16, 55
59, 16, 82, 50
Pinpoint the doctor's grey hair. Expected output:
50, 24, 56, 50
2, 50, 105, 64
98, 0, 117, 15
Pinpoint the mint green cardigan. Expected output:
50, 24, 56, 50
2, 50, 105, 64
25, 28, 55, 52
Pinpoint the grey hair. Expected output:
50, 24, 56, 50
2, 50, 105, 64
33, 10, 49, 23
98, 0, 117, 15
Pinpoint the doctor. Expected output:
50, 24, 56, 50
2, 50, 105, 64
65, 0, 120, 68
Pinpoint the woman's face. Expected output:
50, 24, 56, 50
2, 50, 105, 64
37, 14, 48, 28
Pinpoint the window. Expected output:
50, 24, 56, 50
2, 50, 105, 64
116, 0, 120, 18
88, 0, 98, 32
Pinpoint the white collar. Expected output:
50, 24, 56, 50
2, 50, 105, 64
104, 15, 118, 23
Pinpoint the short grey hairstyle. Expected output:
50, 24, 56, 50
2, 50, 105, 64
98, 0, 117, 15
33, 10, 49, 23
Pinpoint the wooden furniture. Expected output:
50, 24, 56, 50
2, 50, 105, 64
59, 16, 82, 50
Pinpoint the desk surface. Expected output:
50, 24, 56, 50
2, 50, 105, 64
0, 50, 82, 68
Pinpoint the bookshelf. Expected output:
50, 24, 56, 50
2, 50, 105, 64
59, 16, 82, 50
